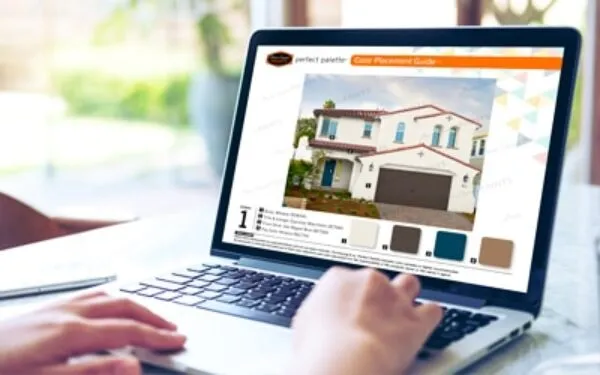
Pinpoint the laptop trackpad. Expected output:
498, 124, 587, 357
128, 295, 293, 375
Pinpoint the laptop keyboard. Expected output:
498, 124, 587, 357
120, 263, 498, 355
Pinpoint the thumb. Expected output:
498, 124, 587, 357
415, 303, 444, 337
38, 355, 141, 375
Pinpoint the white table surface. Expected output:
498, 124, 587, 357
0, 183, 599, 374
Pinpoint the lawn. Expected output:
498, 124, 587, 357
285, 187, 381, 219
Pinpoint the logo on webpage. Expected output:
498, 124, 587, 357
267, 51, 293, 67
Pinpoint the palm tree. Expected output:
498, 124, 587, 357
323, 99, 336, 109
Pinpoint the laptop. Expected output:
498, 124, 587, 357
113, 27, 581, 374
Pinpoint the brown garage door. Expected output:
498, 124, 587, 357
374, 168, 452, 210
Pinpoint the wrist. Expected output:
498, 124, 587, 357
289, 330, 387, 375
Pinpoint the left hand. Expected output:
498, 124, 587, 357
0, 291, 186, 374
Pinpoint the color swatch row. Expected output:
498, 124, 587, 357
345, 220, 514, 269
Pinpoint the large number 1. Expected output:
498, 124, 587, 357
239, 210, 248, 229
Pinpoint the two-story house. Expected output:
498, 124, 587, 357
307, 104, 482, 214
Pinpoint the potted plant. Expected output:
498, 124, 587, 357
97, 0, 244, 177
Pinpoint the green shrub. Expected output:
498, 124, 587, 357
52, 70, 191, 127
286, 160, 314, 187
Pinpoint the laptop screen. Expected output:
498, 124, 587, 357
221, 46, 564, 293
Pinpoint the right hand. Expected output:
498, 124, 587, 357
290, 267, 442, 375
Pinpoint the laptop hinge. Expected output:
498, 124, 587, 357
419, 289, 486, 309
237, 256, 325, 280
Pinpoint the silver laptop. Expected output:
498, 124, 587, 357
112, 27, 581, 374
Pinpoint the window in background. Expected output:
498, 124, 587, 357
448, 127, 458, 148
432, 125, 442, 147
363, 122, 372, 138
0, 0, 251, 217
395, 122, 405, 143
478, 0, 587, 182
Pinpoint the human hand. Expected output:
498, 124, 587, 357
290, 267, 442, 375
0, 291, 186, 375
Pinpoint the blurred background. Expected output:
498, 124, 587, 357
0, 0, 591, 221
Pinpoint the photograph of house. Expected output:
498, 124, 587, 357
284, 74, 497, 231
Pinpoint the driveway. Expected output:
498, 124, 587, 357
376, 203, 474, 231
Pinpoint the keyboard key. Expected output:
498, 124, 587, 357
472, 313, 498, 321
235, 282, 256, 290
157, 274, 192, 284
224, 288, 246, 296
155, 291, 182, 301
137, 287, 163, 297
440, 331, 464, 341
223, 272, 245, 279
188, 265, 211, 273
205, 284, 228, 292
119, 284, 145, 293
220, 266, 237, 271
180, 286, 203, 295
197, 291, 222, 300
217, 295, 241, 304
254, 288, 276, 296
173, 295, 205, 306
188, 280, 210, 288
173, 269, 202, 278
215, 278, 239, 286
199, 275, 221, 282
264, 296, 286, 305
245, 292, 267, 300
417, 351, 431, 360
141, 279, 184, 292
271, 290, 293, 299
425, 339, 451, 350
260, 279, 282, 287
237, 299, 260, 308
206, 268, 227, 276
256, 303, 279, 313
274, 309, 295, 318
197, 300, 291, 327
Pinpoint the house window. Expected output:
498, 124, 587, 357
471, 140, 477, 156
447, 127, 458, 148
478, 139, 486, 156
363, 122, 373, 138
320, 118, 330, 136
431, 125, 442, 146
395, 122, 405, 142
320, 118, 338, 138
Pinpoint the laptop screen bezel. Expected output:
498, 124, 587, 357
210, 27, 581, 317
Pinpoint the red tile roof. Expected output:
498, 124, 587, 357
313, 104, 482, 127
308, 139, 376, 153
360, 143, 480, 171
313, 109, 386, 121
413, 111, 482, 128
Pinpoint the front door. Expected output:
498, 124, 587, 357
321, 159, 336, 187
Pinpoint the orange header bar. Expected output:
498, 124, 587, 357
350, 55, 562, 70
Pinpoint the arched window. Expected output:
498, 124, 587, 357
447, 127, 458, 148
431, 125, 442, 146
395, 122, 405, 142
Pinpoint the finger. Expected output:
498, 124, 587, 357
36, 355, 141, 375
391, 274, 421, 301
78, 296, 177, 330
66, 319, 186, 355
415, 303, 443, 336
71, 290, 109, 301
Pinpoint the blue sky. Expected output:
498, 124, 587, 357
298, 74, 497, 129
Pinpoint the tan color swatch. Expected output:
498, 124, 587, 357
479, 237, 514, 269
